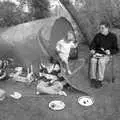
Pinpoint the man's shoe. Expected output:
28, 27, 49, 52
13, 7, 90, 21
95, 81, 103, 88
90, 79, 96, 87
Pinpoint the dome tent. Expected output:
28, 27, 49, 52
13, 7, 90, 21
0, 17, 74, 72
0, 16, 91, 94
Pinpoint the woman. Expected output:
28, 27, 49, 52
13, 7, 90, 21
36, 57, 67, 96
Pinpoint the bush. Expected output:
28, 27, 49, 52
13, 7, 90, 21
0, 0, 50, 27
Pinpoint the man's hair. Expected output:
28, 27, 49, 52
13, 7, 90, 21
100, 21, 110, 28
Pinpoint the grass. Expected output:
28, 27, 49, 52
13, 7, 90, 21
0, 22, 120, 120
0, 46, 120, 120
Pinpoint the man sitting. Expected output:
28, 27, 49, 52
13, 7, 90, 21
36, 57, 67, 96
56, 31, 78, 75
90, 21, 119, 88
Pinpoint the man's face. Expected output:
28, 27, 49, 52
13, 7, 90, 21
99, 25, 109, 35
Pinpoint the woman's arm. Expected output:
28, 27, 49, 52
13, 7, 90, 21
56, 42, 62, 53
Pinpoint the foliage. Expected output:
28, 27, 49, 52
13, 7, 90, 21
31, 0, 50, 19
60, 0, 120, 45
0, 0, 50, 27
0, 1, 18, 27
16, 0, 50, 19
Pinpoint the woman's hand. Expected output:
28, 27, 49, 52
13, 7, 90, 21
105, 50, 110, 55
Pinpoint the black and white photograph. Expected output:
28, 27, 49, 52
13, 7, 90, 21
0, 0, 120, 120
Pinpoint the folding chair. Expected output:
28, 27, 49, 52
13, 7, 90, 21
88, 54, 115, 83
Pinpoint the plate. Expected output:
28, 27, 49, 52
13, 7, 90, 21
78, 96, 94, 106
49, 100, 65, 111
0, 96, 5, 101
10, 92, 22, 99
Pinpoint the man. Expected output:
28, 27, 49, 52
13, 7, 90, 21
90, 21, 119, 88
56, 31, 77, 74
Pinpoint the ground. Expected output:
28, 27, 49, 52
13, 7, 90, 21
0, 45, 120, 120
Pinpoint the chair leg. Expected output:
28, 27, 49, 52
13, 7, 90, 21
111, 56, 115, 83
112, 76, 115, 83
88, 57, 91, 80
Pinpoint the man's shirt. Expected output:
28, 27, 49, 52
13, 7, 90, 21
90, 32, 119, 55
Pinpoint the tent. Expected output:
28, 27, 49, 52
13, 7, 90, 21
0, 17, 74, 72
0, 16, 91, 94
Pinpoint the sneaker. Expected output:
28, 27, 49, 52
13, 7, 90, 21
68, 70, 72, 75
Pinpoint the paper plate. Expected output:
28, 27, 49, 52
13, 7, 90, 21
0, 96, 5, 101
49, 100, 65, 111
10, 92, 22, 99
78, 96, 94, 106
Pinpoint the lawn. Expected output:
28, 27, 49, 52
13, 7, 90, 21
0, 45, 120, 120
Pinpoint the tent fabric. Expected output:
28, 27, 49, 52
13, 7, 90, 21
0, 17, 90, 93
0, 17, 74, 72
39, 17, 75, 58
0, 16, 99, 93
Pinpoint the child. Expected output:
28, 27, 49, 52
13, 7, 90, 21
56, 31, 78, 74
